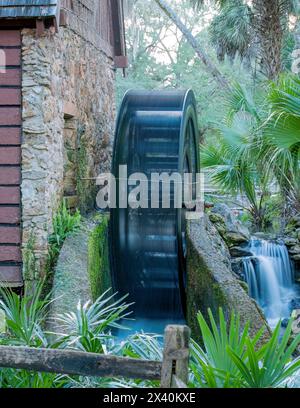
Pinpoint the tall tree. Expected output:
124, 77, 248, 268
191, 0, 293, 80
153, 0, 230, 89
252, 0, 284, 79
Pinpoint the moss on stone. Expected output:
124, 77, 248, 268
88, 215, 111, 301
76, 125, 97, 214
0, 310, 5, 333
22, 232, 38, 281
186, 217, 271, 346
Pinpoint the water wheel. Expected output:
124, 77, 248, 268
110, 90, 199, 324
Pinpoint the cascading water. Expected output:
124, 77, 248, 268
243, 238, 296, 327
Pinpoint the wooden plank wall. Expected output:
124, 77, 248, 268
62, 0, 114, 47
0, 30, 23, 287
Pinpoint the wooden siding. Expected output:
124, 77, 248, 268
61, 0, 114, 45
61, 0, 126, 60
0, 1, 58, 19
0, 30, 22, 287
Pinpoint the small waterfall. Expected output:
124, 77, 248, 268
242, 238, 295, 327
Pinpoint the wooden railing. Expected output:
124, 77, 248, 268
0, 325, 190, 388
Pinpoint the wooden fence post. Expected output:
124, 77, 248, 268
160, 324, 190, 388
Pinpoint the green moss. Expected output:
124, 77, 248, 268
209, 213, 225, 225
23, 232, 38, 281
0, 310, 5, 333
238, 280, 249, 293
186, 237, 225, 341
76, 125, 97, 214
88, 215, 111, 300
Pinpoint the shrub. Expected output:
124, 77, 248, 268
191, 308, 300, 388
48, 200, 81, 268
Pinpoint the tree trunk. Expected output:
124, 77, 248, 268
252, 0, 284, 80
154, 0, 230, 89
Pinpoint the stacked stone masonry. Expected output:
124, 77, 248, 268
21, 26, 115, 280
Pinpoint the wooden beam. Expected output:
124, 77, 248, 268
114, 55, 128, 69
110, 0, 127, 64
36, 19, 45, 37
160, 325, 190, 388
0, 346, 162, 380
59, 9, 68, 27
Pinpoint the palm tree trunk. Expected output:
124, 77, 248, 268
252, 0, 284, 80
154, 0, 230, 89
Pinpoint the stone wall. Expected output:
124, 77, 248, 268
187, 216, 271, 345
21, 27, 115, 281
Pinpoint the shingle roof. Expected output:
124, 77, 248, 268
0, 0, 59, 19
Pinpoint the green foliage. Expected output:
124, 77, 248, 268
262, 74, 300, 214
123, 333, 163, 361
201, 74, 300, 229
48, 200, 81, 270
200, 83, 268, 230
121, 333, 162, 387
209, 0, 253, 61
88, 217, 111, 301
191, 308, 300, 388
0, 283, 65, 387
118, 0, 254, 128
190, 308, 263, 387
53, 289, 132, 354
228, 319, 300, 388
262, 194, 283, 233
0, 288, 134, 388
0, 282, 49, 347
1, 290, 300, 389
0, 369, 67, 389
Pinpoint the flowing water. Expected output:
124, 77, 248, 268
243, 238, 297, 328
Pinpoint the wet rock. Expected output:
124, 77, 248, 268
288, 245, 300, 255
225, 231, 249, 247
281, 318, 289, 328
231, 257, 245, 279
211, 203, 251, 241
284, 238, 298, 247
209, 212, 225, 224
289, 299, 300, 312
292, 254, 300, 261
230, 246, 252, 258
253, 232, 272, 240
